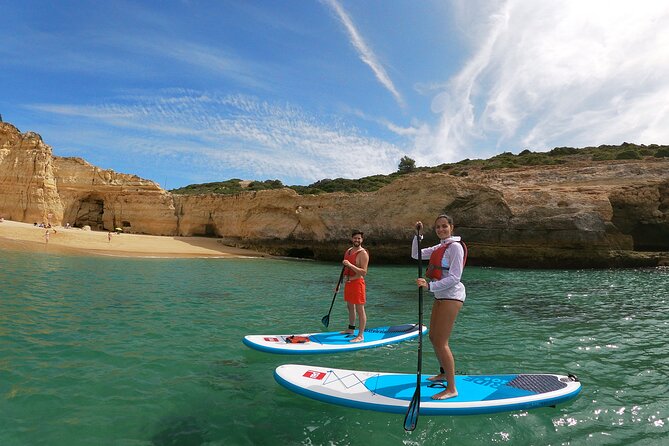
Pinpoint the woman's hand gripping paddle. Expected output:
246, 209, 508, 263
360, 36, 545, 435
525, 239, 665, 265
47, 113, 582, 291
321, 266, 346, 328
404, 224, 424, 431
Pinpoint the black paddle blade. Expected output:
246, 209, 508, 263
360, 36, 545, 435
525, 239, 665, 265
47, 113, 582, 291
403, 388, 421, 431
321, 315, 330, 328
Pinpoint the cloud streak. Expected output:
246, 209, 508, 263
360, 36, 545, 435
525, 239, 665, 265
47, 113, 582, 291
28, 90, 404, 185
424, 0, 669, 163
323, 0, 406, 109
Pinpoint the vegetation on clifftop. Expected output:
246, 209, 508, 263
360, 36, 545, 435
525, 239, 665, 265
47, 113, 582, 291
169, 143, 669, 196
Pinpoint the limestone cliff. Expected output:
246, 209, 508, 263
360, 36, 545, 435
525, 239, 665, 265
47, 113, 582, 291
1, 122, 667, 267
174, 166, 669, 267
53, 156, 177, 235
1, 123, 177, 234
0, 124, 62, 224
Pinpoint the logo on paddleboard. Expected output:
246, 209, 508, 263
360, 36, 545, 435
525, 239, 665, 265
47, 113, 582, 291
264, 337, 280, 342
303, 370, 326, 380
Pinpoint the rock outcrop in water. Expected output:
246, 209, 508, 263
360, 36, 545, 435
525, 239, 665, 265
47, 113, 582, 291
1, 122, 668, 267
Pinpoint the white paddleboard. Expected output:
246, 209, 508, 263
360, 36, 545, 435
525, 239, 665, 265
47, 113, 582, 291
274, 364, 581, 415
243, 324, 427, 354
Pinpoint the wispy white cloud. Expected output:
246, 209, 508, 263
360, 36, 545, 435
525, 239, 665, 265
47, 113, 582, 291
28, 90, 404, 184
424, 0, 669, 162
112, 36, 269, 89
322, 0, 406, 109
0, 17, 266, 89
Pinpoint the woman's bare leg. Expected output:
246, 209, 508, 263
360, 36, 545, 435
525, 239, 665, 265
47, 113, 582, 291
428, 300, 462, 399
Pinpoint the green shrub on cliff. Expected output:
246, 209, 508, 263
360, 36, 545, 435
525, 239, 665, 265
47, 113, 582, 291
171, 179, 286, 195
290, 175, 396, 195
616, 150, 642, 160
549, 146, 579, 156
247, 179, 285, 191
654, 147, 669, 157
171, 179, 245, 195
397, 156, 416, 174
591, 152, 616, 161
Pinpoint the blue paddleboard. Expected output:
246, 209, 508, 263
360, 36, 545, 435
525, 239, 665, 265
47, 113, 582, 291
243, 324, 427, 354
274, 364, 581, 415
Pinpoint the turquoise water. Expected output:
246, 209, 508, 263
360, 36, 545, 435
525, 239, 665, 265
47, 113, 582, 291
1, 249, 668, 445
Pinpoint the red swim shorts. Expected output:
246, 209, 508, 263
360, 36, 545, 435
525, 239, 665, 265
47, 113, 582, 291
344, 278, 366, 304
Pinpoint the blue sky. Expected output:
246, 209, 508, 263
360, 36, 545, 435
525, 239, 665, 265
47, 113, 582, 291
2, 0, 668, 189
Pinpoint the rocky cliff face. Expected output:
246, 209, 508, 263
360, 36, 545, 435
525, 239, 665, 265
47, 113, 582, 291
0, 124, 62, 224
1, 122, 668, 267
1, 123, 177, 234
53, 156, 177, 235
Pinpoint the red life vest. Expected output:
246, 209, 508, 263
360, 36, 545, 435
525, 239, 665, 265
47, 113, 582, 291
343, 248, 367, 276
425, 240, 468, 280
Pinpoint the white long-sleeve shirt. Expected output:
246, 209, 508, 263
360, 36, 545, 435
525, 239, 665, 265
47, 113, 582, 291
412, 235, 466, 302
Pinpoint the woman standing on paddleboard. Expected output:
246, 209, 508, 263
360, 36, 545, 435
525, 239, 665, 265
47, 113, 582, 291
412, 214, 467, 400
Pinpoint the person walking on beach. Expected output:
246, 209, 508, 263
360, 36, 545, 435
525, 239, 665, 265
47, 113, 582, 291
340, 230, 369, 343
44, 229, 50, 244
412, 215, 467, 400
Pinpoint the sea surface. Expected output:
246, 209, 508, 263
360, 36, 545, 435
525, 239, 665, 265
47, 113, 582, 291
1, 248, 668, 445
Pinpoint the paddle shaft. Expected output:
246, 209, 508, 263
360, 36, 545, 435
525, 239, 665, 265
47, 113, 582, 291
321, 266, 346, 327
404, 227, 424, 431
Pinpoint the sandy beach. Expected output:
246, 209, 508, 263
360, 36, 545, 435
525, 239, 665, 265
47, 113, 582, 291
0, 219, 265, 258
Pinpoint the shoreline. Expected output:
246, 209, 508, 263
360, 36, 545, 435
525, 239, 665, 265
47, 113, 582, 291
0, 219, 266, 259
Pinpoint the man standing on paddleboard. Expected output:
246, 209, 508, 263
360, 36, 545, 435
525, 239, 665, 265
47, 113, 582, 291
341, 230, 369, 343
